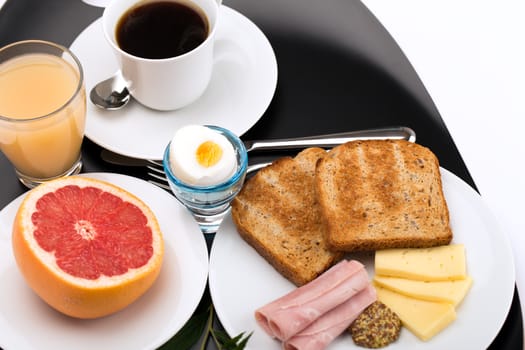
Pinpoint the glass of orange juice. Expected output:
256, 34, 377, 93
0, 40, 86, 188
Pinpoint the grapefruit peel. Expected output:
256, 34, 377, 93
12, 176, 164, 319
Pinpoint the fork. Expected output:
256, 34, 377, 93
145, 160, 271, 190
136, 126, 416, 190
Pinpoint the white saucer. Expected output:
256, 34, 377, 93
70, 6, 278, 160
0, 173, 208, 350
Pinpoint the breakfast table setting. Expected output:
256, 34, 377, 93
0, 0, 523, 349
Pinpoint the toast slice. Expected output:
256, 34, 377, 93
316, 140, 452, 252
231, 147, 344, 286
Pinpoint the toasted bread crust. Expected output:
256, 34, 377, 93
231, 148, 344, 286
316, 140, 452, 252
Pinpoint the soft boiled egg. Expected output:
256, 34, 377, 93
169, 125, 237, 186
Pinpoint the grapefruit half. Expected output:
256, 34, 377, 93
12, 176, 164, 319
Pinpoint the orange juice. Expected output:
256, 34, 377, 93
0, 52, 86, 179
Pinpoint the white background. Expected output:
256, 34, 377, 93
1, 0, 523, 346
362, 1, 525, 346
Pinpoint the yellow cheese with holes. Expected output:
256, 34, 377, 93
375, 284, 456, 341
375, 244, 466, 281
374, 275, 473, 306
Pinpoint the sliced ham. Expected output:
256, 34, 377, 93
283, 285, 377, 350
255, 260, 369, 341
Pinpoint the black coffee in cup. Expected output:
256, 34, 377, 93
116, 0, 209, 59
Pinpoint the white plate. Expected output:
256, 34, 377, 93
0, 173, 208, 350
70, 6, 278, 160
209, 168, 516, 349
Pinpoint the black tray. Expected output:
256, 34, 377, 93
0, 0, 521, 349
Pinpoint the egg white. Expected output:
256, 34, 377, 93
169, 125, 237, 186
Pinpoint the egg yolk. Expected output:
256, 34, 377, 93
196, 141, 223, 167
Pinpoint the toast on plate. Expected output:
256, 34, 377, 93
316, 139, 452, 252
231, 147, 344, 286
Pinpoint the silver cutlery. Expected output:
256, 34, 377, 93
242, 126, 415, 152
99, 126, 416, 190
90, 72, 131, 110
144, 160, 271, 190
101, 126, 416, 165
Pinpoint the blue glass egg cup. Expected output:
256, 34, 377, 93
163, 125, 248, 235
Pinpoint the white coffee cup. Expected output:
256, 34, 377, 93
103, 0, 221, 111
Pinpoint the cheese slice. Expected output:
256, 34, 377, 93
375, 244, 466, 281
374, 275, 473, 306
375, 284, 456, 341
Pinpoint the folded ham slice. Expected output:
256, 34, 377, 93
255, 260, 370, 341
283, 285, 377, 350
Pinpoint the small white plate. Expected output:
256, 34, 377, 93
70, 6, 278, 160
0, 173, 208, 350
209, 168, 515, 349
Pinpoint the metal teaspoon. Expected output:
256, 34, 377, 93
89, 72, 131, 110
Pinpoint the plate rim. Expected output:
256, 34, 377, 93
0, 172, 209, 350
208, 166, 516, 349
70, 5, 278, 160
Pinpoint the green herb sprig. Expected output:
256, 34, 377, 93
206, 307, 252, 350
159, 291, 252, 350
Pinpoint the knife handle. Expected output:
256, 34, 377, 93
244, 126, 416, 152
